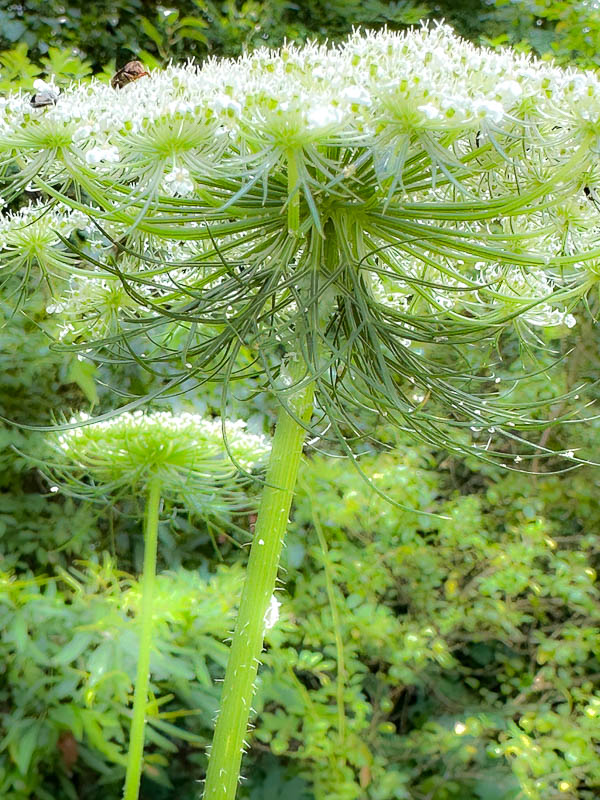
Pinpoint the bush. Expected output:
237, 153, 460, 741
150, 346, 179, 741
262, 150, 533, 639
2, 0, 599, 82
0, 559, 237, 799
0, 0, 429, 72
2, 447, 599, 799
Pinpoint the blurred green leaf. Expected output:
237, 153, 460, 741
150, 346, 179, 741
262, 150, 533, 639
67, 357, 98, 407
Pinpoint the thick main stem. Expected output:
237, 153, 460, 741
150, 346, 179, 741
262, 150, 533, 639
123, 475, 162, 800
203, 360, 314, 800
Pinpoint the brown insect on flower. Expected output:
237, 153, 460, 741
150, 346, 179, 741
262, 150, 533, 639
30, 90, 58, 108
110, 60, 150, 90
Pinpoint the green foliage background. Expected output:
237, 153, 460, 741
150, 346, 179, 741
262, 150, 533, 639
2, 0, 600, 85
1, 2, 600, 799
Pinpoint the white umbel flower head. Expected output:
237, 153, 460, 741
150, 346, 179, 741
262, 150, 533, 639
50, 411, 271, 502
0, 202, 88, 281
2, 23, 599, 463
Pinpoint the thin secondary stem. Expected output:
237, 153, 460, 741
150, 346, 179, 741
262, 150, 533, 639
123, 475, 162, 800
203, 358, 314, 800
306, 484, 347, 745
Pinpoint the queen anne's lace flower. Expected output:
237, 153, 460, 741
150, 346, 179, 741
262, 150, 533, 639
0, 203, 89, 280
50, 411, 271, 500
2, 24, 599, 459
47, 276, 144, 340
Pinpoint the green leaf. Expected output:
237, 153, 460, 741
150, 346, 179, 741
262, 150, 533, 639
152, 650, 195, 680
87, 641, 114, 685
57, 773, 78, 800
191, 654, 212, 687
48, 705, 83, 740
80, 711, 127, 766
0, 43, 40, 90
176, 28, 208, 44
149, 716, 208, 744
285, 541, 306, 569
136, 49, 163, 70
143, 724, 178, 752
161, 8, 179, 24
10, 719, 39, 776
474, 773, 521, 800
53, 631, 94, 666
67, 356, 98, 406
8, 610, 28, 650
40, 46, 92, 80
140, 17, 164, 50
249, 760, 312, 800
201, 637, 229, 668
3, 20, 26, 42
178, 16, 208, 29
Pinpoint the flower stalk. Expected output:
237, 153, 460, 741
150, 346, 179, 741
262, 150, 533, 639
123, 474, 162, 800
203, 359, 314, 800
42, 411, 270, 799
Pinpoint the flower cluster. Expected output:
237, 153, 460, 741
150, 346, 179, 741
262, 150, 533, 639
2, 24, 599, 459
0, 203, 89, 283
1, 24, 599, 186
47, 276, 144, 340
2, 25, 597, 308
48, 411, 271, 501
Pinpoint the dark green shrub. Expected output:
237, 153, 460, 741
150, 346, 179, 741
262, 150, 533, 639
0, 0, 429, 72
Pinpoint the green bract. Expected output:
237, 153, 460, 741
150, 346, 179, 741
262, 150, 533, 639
49, 410, 271, 499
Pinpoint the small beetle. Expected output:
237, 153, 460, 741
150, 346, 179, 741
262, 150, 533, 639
110, 60, 150, 90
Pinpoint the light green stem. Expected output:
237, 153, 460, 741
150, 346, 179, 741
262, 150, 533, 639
286, 150, 300, 234
203, 359, 314, 800
309, 492, 346, 746
123, 475, 162, 800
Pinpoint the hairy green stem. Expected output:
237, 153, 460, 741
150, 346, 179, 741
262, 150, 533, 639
203, 359, 314, 800
123, 475, 162, 800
